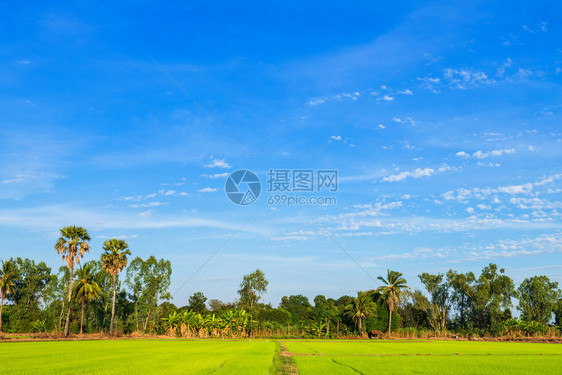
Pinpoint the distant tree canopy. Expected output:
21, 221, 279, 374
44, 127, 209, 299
188, 292, 208, 313
518, 276, 560, 324
0, 228, 561, 340
238, 269, 268, 309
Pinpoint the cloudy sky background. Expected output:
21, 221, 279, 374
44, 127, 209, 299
1, 1, 561, 306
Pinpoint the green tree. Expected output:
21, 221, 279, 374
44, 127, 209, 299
127, 256, 172, 333
101, 239, 131, 335
344, 291, 376, 333
0, 260, 18, 332
418, 273, 450, 332
73, 263, 102, 334
238, 269, 268, 310
518, 275, 560, 324
446, 270, 475, 329
55, 226, 91, 336
9, 258, 53, 332
280, 295, 311, 324
188, 292, 208, 313
376, 270, 409, 337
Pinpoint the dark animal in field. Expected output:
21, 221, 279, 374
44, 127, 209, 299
368, 330, 383, 339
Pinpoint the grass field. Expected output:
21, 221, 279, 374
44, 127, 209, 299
285, 340, 562, 374
0, 339, 560, 374
0, 339, 277, 374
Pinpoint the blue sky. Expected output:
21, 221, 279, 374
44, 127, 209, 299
1, 1, 562, 306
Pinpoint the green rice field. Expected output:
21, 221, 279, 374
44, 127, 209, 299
0, 339, 560, 374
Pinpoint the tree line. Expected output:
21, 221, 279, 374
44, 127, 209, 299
0, 225, 561, 338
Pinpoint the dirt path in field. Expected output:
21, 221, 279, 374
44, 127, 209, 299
274, 342, 299, 374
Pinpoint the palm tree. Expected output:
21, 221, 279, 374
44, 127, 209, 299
73, 263, 102, 334
376, 269, 408, 337
101, 239, 131, 335
55, 226, 91, 337
344, 291, 376, 333
0, 260, 18, 332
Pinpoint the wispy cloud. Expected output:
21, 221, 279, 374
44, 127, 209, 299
198, 187, 218, 193
456, 148, 515, 159
204, 159, 231, 168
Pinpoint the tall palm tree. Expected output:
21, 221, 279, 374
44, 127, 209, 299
344, 291, 376, 333
101, 239, 131, 335
0, 260, 18, 332
376, 269, 408, 337
55, 226, 91, 337
73, 263, 102, 334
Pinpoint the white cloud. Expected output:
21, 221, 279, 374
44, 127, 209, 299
204, 159, 231, 168
307, 92, 360, 106
443, 68, 494, 89
392, 117, 416, 126
382, 168, 434, 182
139, 210, 153, 218
307, 98, 325, 106
198, 187, 218, 193
129, 201, 168, 208
380, 95, 394, 101
498, 183, 533, 194
205, 173, 229, 179
397, 89, 413, 95
377, 124, 385, 129
456, 148, 515, 159
497, 58, 513, 77
330, 135, 342, 141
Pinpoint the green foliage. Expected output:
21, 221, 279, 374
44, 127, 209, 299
6, 258, 53, 332
344, 291, 376, 333
238, 269, 268, 309
187, 291, 208, 313
31, 319, 47, 333
517, 275, 560, 324
257, 307, 290, 325
418, 273, 450, 332
280, 295, 311, 324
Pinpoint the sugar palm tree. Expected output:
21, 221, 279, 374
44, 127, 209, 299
376, 269, 408, 337
55, 226, 91, 337
344, 291, 376, 333
0, 260, 18, 332
73, 263, 102, 334
101, 239, 131, 335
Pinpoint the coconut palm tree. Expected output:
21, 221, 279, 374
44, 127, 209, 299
344, 291, 376, 333
101, 239, 131, 335
73, 263, 102, 334
0, 260, 18, 332
55, 226, 91, 337
376, 269, 408, 337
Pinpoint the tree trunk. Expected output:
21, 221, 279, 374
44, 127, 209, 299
0, 292, 5, 332
144, 308, 152, 332
64, 265, 74, 337
109, 274, 117, 335
80, 296, 85, 335
336, 320, 339, 337
388, 308, 393, 337
58, 298, 65, 330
